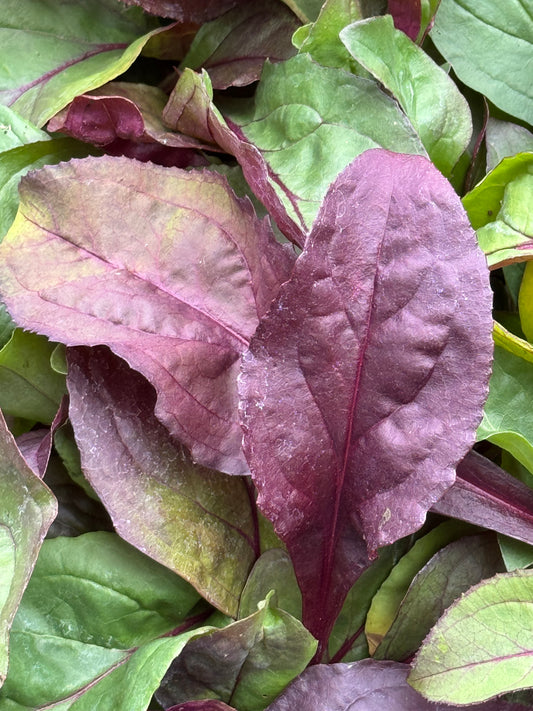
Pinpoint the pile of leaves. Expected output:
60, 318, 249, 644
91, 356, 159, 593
0, 0, 532, 708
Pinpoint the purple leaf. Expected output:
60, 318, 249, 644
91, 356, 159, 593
181, 0, 299, 90
432, 450, 533, 545
239, 149, 493, 653
119, 0, 246, 22
166, 703, 237, 711
388, 0, 422, 41
16, 396, 69, 478
264, 660, 524, 710
66, 345, 258, 616
0, 156, 294, 474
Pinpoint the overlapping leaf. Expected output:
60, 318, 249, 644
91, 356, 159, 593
0, 156, 294, 474
67, 346, 257, 616
0, 411, 57, 686
0, 0, 165, 127
239, 149, 493, 652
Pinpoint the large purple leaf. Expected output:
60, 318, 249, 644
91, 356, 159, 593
66, 346, 257, 616
119, 0, 245, 22
388, 0, 422, 41
0, 156, 294, 474
239, 149, 493, 652
264, 660, 524, 710
432, 450, 533, 545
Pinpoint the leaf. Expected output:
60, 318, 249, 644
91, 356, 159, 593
156, 592, 317, 711
67, 345, 258, 617
0, 330, 67, 424
0, 106, 46, 151
519, 262, 533, 340
0, 531, 199, 707
493, 321, 533, 365
498, 535, 533, 571
430, 0, 533, 124
478, 345, 533, 475
16, 396, 68, 478
162, 68, 306, 246
432, 451, 533, 547
292, 0, 364, 73
239, 149, 493, 654
167, 703, 237, 711
279, 0, 324, 23
225, 53, 425, 231
365, 521, 473, 655
486, 119, 533, 173
180, 0, 300, 89
0, 0, 165, 127
409, 569, 533, 704
0, 410, 57, 686
0, 136, 96, 241
0, 304, 14, 350
0, 156, 294, 474
388, 0, 421, 40
120, 0, 245, 22
375, 534, 504, 661
340, 15, 472, 176
47, 82, 207, 150
265, 659, 521, 710
238, 549, 302, 620
463, 153, 533, 269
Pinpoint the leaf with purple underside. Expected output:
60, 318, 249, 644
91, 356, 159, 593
119, 0, 245, 22
264, 659, 522, 710
0, 0, 166, 128
0, 410, 57, 685
15, 396, 68, 479
181, 0, 300, 90
67, 345, 257, 616
432, 450, 533, 546
239, 149, 493, 655
163, 69, 306, 246
0, 156, 294, 474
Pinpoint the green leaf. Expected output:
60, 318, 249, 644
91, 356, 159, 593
463, 152, 533, 269
0, 0, 161, 127
238, 549, 302, 620
486, 118, 533, 172
280, 0, 324, 23
498, 535, 533, 571
226, 53, 424, 231
0, 107, 47, 152
0, 304, 14, 350
375, 534, 504, 661
408, 569, 533, 704
0, 330, 66, 424
0, 532, 199, 707
0, 137, 95, 241
157, 592, 317, 711
340, 15, 472, 176
0, 411, 57, 686
294, 0, 364, 72
430, 0, 533, 124
519, 261, 533, 340
365, 521, 473, 654
478, 345, 533, 475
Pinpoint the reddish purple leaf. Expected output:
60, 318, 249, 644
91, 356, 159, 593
432, 450, 533, 545
264, 660, 524, 710
388, 0, 421, 41
16, 396, 69, 478
239, 149, 493, 652
0, 157, 294, 474
119, 0, 245, 22
67, 346, 257, 616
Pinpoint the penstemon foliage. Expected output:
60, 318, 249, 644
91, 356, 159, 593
0, 0, 532, 708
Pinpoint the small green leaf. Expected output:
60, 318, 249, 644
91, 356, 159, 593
341, 14, 472, 175
0, 330, 66, 424
408, 569, 533, 704
157, 592, 317, 711
0, 411, 57, 686
498, 534, 533, 571
519, 261, 533, 341
365, 521, 472, 654
431, 0, 533, 124
375, 534, 504, 661
486, 118, 533, 172
0, 107, 46, 152
238, 549, 302, 620
478, 345, 533, 475
0, 532, 199, 706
